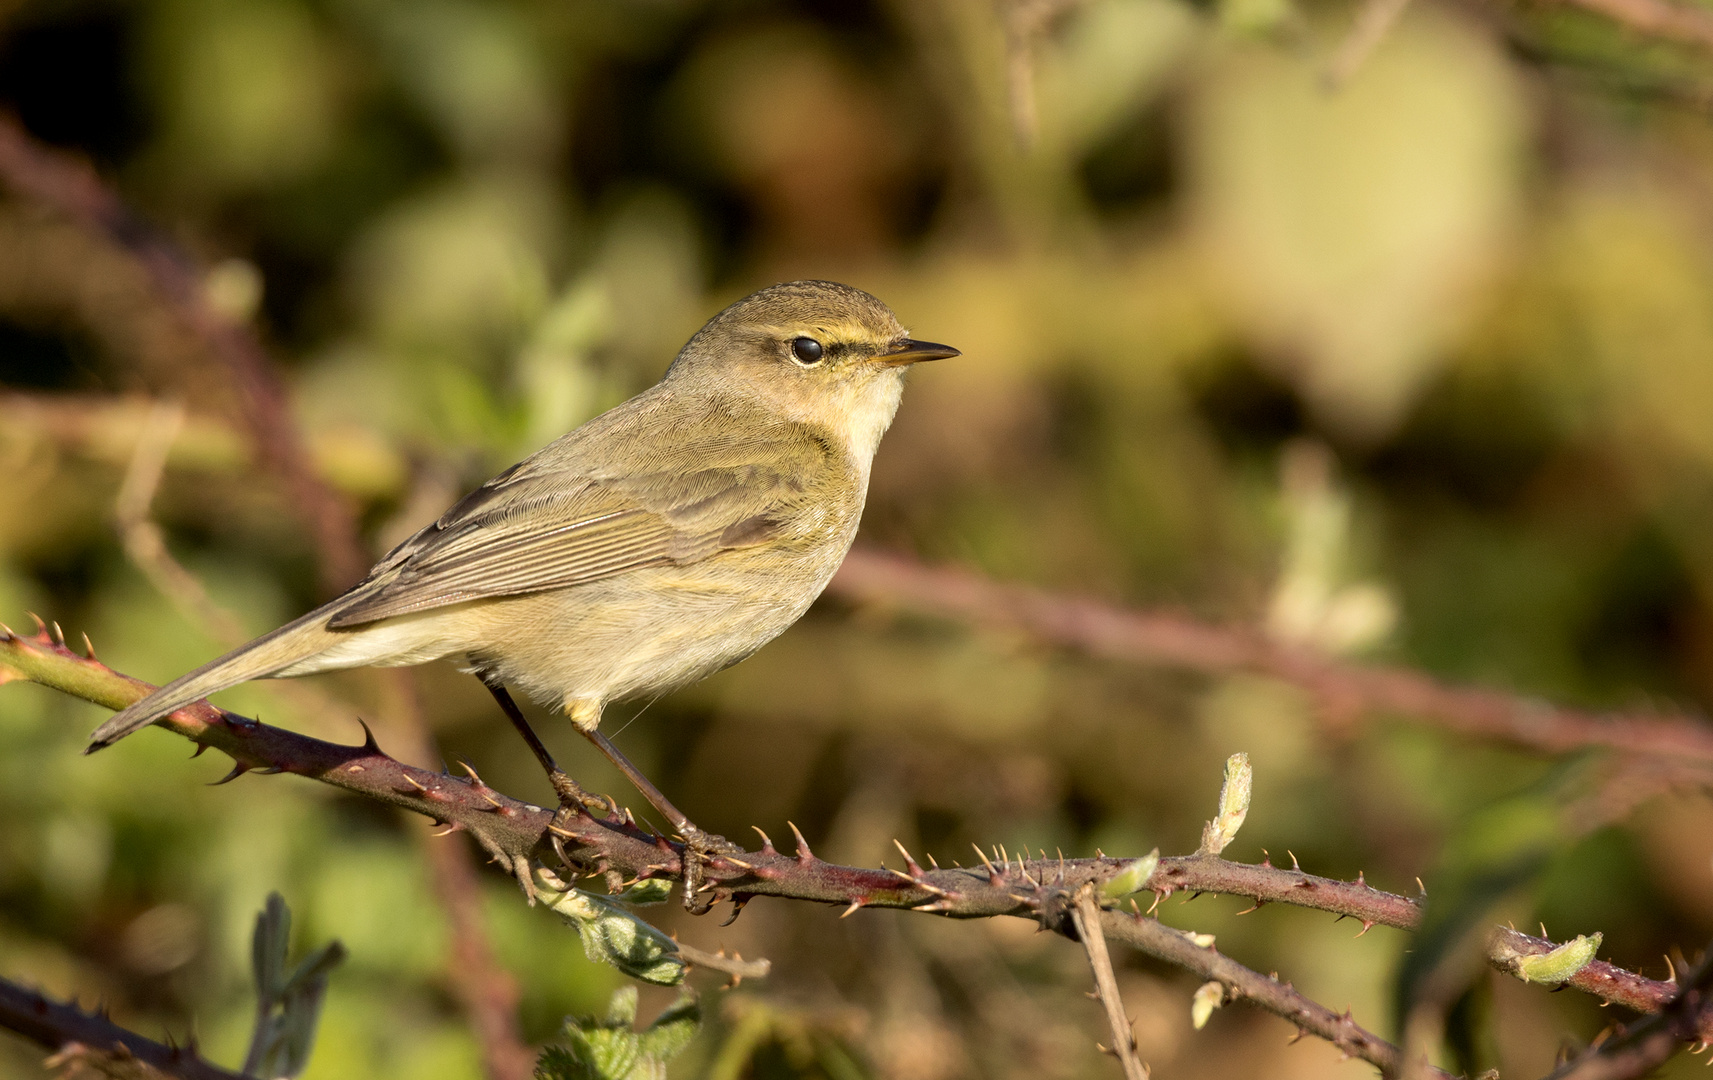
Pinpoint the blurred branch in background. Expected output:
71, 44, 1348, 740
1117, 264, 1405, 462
1000, 0, 1085, 146
0, 975, 248, 1080
1325, 0, 1416, 87
828, 549, 1713, 770
0, 893, 342, 1080
1544, 942, 1713, 1079
0, 113, 364, 594
1551, 0, 1713, 52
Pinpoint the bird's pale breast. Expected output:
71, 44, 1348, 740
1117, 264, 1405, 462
451, 526, 855, 716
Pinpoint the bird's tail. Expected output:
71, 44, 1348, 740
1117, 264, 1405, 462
86, 603, 346, 751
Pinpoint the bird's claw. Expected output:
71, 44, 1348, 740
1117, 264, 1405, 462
546, 768, 609, 815
677, 824, 740, 914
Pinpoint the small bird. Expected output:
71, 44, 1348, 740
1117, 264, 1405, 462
87, 280, 957, 869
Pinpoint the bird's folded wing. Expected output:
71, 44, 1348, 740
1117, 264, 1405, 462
324, 462, 805, 628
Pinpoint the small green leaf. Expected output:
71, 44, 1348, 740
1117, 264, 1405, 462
605, 986, 640, 1027
535, 988, 701, 1080
537, 870, 686, 986
242, 894, 344, 1080
1200, 753, 1252, 856
1101, 849, 1160, 899
252, 893, 290, 1004
613, 878, 673, 907
1516, 932, 1602, 985
1191, 981, 1224, 1030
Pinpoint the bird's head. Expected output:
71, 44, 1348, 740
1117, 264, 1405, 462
667, 279, 960, 460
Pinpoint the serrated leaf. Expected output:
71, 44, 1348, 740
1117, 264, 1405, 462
634, 992, 699, 1060
535, 989, 700, 1080
605, 986, 640, 1027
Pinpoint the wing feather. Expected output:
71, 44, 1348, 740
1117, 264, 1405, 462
325, 419, 835, 628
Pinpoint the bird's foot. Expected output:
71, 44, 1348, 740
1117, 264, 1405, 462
677, 823, 742, 915
547, 768, 613, 816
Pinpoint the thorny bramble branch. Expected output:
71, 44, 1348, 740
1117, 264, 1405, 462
2, 622, 1705, 1076
0, 975, 249, 1080
1544, 942, 1713, 1080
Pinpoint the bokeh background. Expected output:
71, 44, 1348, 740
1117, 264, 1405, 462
3, 0, 1713, 1076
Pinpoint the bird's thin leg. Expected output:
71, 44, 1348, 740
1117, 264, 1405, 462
574, 725, 740, 914
479, 677, 603, 813
577, 727, 694, 836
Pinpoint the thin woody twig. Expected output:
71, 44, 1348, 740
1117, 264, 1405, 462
0, 975, 249, 1080
1325, 0, 1415, 87
1070, 885, 1150, 1080
1555, 0, 1713, 53
114, 399, 250, 649
828, 550, 1713, 768
105, 401, 533, 1078
999, 0, 1084, 146
672, 941, 772, 985
1095, 908, 1448, 1078
1152, 853, 1702, 1035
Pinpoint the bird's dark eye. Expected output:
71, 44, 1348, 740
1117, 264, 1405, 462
790, 336, 824, 365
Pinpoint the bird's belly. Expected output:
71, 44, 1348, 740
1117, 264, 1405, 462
459, 549, 835, 713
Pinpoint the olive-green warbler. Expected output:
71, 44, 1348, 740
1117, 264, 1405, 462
88, 280, 958, 859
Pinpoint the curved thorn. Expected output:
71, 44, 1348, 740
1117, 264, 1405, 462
355, 717, 382, 754
787, 821, 815, 862
81, 632, 97, 660
210, 761, 251, 785
893, 838, 924, 876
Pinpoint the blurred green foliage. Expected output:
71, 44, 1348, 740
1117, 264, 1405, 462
4, 0, 1713, 1076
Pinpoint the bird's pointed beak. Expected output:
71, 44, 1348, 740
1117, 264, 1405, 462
879, 339, 962, 366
